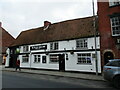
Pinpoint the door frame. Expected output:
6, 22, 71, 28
59, 54, 65, 71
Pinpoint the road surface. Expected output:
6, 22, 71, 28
1, 71, 118, 89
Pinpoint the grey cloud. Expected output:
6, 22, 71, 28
0, 1, 97, 38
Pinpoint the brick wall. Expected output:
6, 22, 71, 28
97, 2, 120, 68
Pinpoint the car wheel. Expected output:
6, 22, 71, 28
113, 75, 120, 88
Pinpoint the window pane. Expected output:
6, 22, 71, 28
34, 55, 41, 63
22, 55, 29, 63
23, 46, 29, 52
50, 42, 59, 50
42, 56, 46, 63
76, 39, 88, 49
38, 58, 40, 62
50, 43, 53, 50
34, 55, 37, 62
109, 0, 120, 6
111, 16, 120, 36
77, 53, 91, 64
50, 54, 59, 63
55, 42, 58, 50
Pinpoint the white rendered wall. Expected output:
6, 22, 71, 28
18, 37, 101, 73
5, 48, 10, 67
30, 54, 59, 70
65, 51, 101, 73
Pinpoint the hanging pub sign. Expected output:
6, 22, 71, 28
30, 45, 47, 50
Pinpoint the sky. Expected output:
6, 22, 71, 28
0, 0, 98, 38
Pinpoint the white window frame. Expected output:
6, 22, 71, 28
50, 42, 59, 50
22, 54, 29, 63
49, 54, 59, 63
42, 56, 47, 63
34, 55, 41, 63
76, 39, 88, 49
110, 16, 120, 36
23, 45, 29, 52
77, 53, 92, 64
109, 0, 120, 6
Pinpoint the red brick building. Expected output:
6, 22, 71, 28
0, 22, 15, 64
97, 0, 120, 68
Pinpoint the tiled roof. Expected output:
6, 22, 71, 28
12, 16, 98, 46
0, 28, 15, 53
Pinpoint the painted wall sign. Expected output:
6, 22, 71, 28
30, 45, 47, 50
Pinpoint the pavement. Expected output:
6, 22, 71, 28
1, 65, 105, 81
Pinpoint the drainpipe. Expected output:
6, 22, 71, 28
30, 51, 32, 70
92, 0, 98, 75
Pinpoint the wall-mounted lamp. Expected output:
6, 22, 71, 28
91, 46, 93, 49
46, 52, 49, 55
70, 50, 74, 54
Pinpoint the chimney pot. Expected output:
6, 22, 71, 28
44, 21, 51, 27
43, 21, 51, 30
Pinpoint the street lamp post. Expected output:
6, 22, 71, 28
92, 0, 98, 75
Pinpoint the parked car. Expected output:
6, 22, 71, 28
103, 59, 120, 88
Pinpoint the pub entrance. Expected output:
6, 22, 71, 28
59, 54, 65, 71
9, 47, 18, 68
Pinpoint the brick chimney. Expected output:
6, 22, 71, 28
44, 21, 51, 27
44, 21, 51, 30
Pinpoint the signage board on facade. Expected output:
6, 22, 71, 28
30, 45, 47, 50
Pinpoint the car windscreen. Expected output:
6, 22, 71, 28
106, 61, 120, 67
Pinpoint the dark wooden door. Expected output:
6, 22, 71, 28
59, 54, 65, 71
9, 47, 18, 68
104, 52, 114, 65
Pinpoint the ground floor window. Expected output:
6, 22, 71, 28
77, 53, 92, 64
34, 55, 41, 63
49, 54, 59, 63
42, 56, 47, 63
22, 54, 29, 63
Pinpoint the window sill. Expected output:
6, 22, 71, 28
42, 62, 47, 64
22, 62, 29, 63
33, 62, 40, 63
112, 34, 120, 37
50, 49, 59, 51
49, 62, 59, 64
76, 48, 88, 50
77, 63, 92, 65
109, 4, 120, 8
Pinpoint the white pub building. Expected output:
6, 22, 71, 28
5, 16, 101, 73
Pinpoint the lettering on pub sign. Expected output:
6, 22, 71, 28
30, 45, 47, 50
